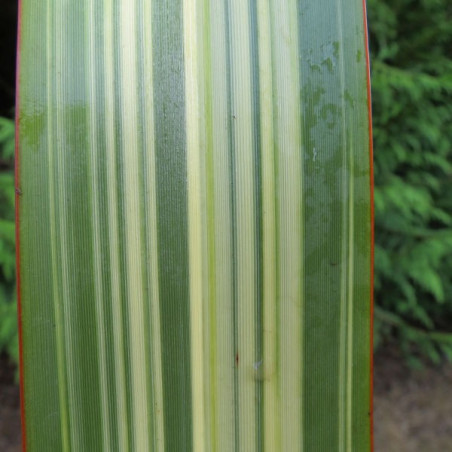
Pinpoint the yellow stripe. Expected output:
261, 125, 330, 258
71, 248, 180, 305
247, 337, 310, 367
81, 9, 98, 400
209, 2, 236, 449
183, 0, 207, 450
269, 0, 304, 450
229, 1, 257, 449
119, 1, 150, 449
200, 1, 215, 449
256, 0, 279, 449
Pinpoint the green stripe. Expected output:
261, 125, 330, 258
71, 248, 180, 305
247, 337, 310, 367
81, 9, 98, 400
151, 1, 193, 450
337, 5, 354, 450
86, 1, 113, 449
136, 1, 160, 449
300, 0, 345, 446
297, 1, 372, 450
53, 2, 102, 449
247, 2, 264, 451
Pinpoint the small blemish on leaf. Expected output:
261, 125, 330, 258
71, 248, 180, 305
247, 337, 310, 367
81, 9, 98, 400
356, 49, 362, 63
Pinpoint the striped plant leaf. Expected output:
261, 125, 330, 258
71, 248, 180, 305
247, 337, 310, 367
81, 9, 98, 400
16, 0, 373, 451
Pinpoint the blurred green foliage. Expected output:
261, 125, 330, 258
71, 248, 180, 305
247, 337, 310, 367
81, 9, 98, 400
0, 116, 18, 363
369, 0, 452, 365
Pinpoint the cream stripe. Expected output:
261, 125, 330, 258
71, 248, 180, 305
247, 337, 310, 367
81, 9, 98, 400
86, 1, 111, 448
197, 1, 213, 449
270, 0, 303, 450
183, 0, 206, 450
202, 4, 217, 444
142, 0, 165, 448
210, 2, 236, 449
103, 0, 129, 449
119, 1, 149, 450
256, 0, 279, 450
229, 1, 256, 449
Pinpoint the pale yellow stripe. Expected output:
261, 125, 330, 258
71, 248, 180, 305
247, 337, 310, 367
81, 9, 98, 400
86, 1, 111, 448
197, 2, 213, 450
256, 0, 279, 450
210, 2, 236, 450
230, 1, 256, 450
183, 0, 207, 451
270, 0, 303, 450
119, 1, 149, 450
103, 0, 129, 449
142, 0, 165, 449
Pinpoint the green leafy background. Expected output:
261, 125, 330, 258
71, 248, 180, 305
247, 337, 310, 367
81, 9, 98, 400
1, 0, 452, 367
369, 0, 452, 366
0, 115, 17, 363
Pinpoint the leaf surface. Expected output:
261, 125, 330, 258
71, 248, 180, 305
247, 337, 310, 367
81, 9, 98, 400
17, 0, 373, 450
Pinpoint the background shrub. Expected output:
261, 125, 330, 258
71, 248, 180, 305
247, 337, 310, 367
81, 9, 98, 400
369, 0, 452, 365
0, 116, 17, 363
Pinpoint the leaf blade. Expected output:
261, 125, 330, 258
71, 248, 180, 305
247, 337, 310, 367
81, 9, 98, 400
17, 0, 373, 450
